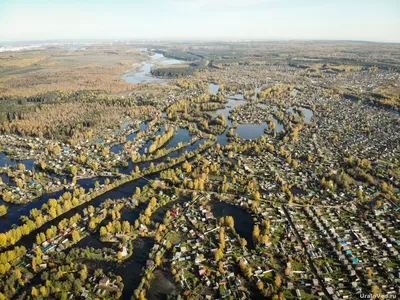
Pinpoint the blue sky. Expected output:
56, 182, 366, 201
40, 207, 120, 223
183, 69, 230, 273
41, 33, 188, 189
1, 0, 399, 42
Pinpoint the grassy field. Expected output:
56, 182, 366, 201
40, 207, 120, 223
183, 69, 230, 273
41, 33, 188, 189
0, 45, 148, 97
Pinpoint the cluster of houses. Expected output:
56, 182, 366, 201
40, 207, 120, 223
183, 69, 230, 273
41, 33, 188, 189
290, 203, 400, 299
80, 275, 121, 299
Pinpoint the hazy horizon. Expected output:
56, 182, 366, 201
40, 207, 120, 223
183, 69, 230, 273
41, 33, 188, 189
1, 0, 399, 43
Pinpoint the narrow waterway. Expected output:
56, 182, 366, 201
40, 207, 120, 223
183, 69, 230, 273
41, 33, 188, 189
0, 176, 112, 233
0, 152, 35, 170
80, 237, 155, 300
12, 176, 153, 250
0, 79, 274, 298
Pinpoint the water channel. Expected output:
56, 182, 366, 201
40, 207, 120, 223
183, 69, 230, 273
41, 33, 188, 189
0, 50, 312, 298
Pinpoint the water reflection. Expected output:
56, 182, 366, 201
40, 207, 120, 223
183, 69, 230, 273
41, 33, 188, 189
209, 83, 220, 94
270, 115, 284, 133
122, 48, 182, 85
0, 176, 112, 233
211, 201, 255, 250
288, 106, 313, 123
78, 237, 155, 300
0, 152, 35, 170
234, 123, 268, 140
12, 176, 153, 250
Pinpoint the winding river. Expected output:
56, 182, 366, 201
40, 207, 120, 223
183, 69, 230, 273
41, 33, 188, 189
122, 48, 182, 85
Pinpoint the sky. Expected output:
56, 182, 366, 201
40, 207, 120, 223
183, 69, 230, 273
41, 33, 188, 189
0, 0, 399, 43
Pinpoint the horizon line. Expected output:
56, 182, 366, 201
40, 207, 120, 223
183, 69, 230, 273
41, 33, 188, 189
1, 38, 399, 45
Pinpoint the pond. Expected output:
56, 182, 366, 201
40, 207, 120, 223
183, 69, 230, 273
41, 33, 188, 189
270, 115, 284, 133
79, 237, 155, 300
234, 123, 268, 140
211, 201, 255, 250
110, 143, 124, 154
209, 95, 247, 146
126, 124, 145, 143
299, 107, 313, 123
164, 128, 191, 150
147, 263, 177, 300
150, 196, 189, 224
210, 97, 247, 126
120, 202, 147, 223
209, 83, 278, 144
208, 87, 287, 141
208, 83, 220, 94
288, 106, 313, 123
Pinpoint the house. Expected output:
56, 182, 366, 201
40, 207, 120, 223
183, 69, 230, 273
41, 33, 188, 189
205, 212, 213, 220
146, 260, 155, 269
100, 277, 110, 287
139, 224, 148, 232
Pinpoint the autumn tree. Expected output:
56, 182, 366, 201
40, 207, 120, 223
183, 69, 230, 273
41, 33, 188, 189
214, 249, 224, 262
225, 216, 234, 229
0, 206, 7, 217
252, 225, 260, 242
155, 255, 161, 267
274, 274, 282, 288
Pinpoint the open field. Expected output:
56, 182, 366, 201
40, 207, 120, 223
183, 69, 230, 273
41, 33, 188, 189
0, 45, 149, 97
